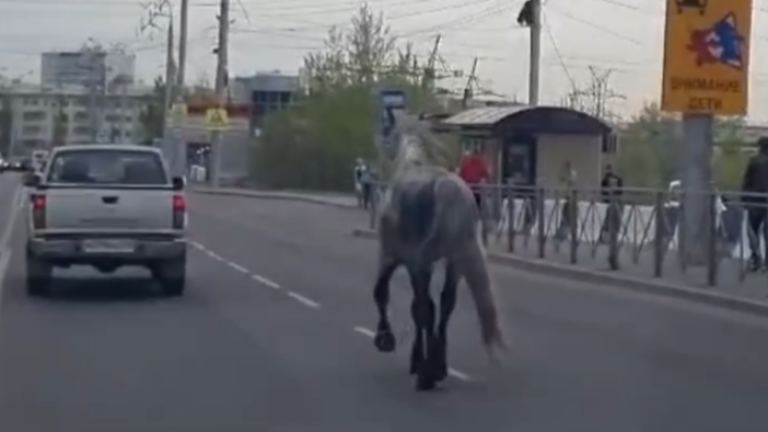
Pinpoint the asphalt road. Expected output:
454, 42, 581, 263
1, 189, 768, 431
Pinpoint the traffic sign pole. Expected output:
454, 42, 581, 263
660, 0, 752, 266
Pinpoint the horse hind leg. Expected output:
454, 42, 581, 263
408, 266, 438, 391
433, 260, 459, 382
373, 258, 398, 353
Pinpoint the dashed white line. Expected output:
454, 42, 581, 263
286, 291, 321, 309
353, 326, 376, 338
251, 274, 281, 289
192, 241, 472, 381
447, 368, 471, 381
227, 261, 249, 274
351, 325, 471, 381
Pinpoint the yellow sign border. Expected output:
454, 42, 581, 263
660, 0, 752, 115
204, 108, 229, 131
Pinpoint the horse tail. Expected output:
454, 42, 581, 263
432, 177, 505, 355
462, 237, 505, 350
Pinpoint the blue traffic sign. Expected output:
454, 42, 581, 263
375, 88, 406, 148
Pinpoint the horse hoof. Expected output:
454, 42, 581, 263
434, 365, 448, 382
373, 330, 396, 352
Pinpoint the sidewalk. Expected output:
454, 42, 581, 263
494, 234, 768, 301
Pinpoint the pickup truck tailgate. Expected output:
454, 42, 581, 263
43, 189, 175, 231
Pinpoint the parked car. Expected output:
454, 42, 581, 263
23, 144, 188, 297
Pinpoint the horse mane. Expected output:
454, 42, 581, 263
387, 110, 453, 176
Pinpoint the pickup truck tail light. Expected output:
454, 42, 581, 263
172, 194, 185, 229
31, 194, 46, 230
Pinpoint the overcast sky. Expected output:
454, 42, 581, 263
2, 0, 768, 121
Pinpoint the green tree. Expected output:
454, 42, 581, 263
250, 4, 434, 191
618, 102, 680, 187
618, 104, 749, 190
713, 115, 748, 191
138, 76, 166, 143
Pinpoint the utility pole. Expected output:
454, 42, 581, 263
162, 22, 175, 129
209, 0, 230, 187
528, 0, 541, 105
586, 67, 624, 120
177, 0, 189, 93
162, 21, 178, 173
517, 0, 541, 105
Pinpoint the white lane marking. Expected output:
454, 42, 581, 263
0, 251, 13, 321
351, 325, 471, 381
252, 274, 281, 289
192, 241, 472, 381
14, 187, 24, 209
286, 291, 321, 309
353, 326, 376, 338
447, 368, 471, 381
190, 240, 206, 251
0, 187, 22, 250
227, 261, 249, 274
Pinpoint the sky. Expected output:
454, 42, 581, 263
2, 0, 768, 122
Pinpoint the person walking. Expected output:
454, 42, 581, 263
457, 145, 490, 211
741, 137, 768, 271
353, 158, 368, 208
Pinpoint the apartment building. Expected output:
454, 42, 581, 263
40, 51, 136, 88
3, 82, 153, 152
231, 71, 300, 135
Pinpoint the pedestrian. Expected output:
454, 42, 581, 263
353, 158, 367, 208
600, 164, 624, 243
556, 161, 578, 240
740, 137, 768, 271
457, 145, 490, 211
360, 165, 376, 210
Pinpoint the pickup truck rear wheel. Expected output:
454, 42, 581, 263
155, 258, 186, 297
26, 256, 53, 297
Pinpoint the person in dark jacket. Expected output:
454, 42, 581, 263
599, 164, 624, 243
741, 137, 768, 270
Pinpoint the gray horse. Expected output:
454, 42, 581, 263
371, 122, 505, 391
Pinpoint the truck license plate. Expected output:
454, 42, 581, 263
82, 239, 135, 253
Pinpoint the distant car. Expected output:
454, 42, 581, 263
23, 144, 188, 297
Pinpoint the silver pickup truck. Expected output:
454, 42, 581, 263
23, 144, 188, 297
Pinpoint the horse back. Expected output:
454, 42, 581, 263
395, 178, 438, 245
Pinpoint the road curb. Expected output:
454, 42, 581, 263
191, 188, 358, 210
350, 227, 768, 318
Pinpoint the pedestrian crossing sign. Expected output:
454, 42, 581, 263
169, 103, 187, 118
205, 108, 229, 130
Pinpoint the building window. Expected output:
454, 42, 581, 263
73, 126, 90, 136
22, 125, 43, 136
22, 111, 47, 122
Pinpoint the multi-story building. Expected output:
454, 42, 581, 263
1, 82, 153, 153
231, 72, 300, 134
40, 50, 136, 88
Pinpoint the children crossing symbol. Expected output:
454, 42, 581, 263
205, 108, 229, 131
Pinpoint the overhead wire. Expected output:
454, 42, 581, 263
541, 10, 576, 91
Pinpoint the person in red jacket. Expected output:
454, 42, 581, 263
458, 146, 490, 209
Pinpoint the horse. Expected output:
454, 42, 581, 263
370, 114, 505, 391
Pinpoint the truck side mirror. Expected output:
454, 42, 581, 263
171, 176, 185, 191
23, 172, 41, 188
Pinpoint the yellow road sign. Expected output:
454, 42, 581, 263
205, 108, 229, 130
169, 103, 187, 118
660, 0, 752, 115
